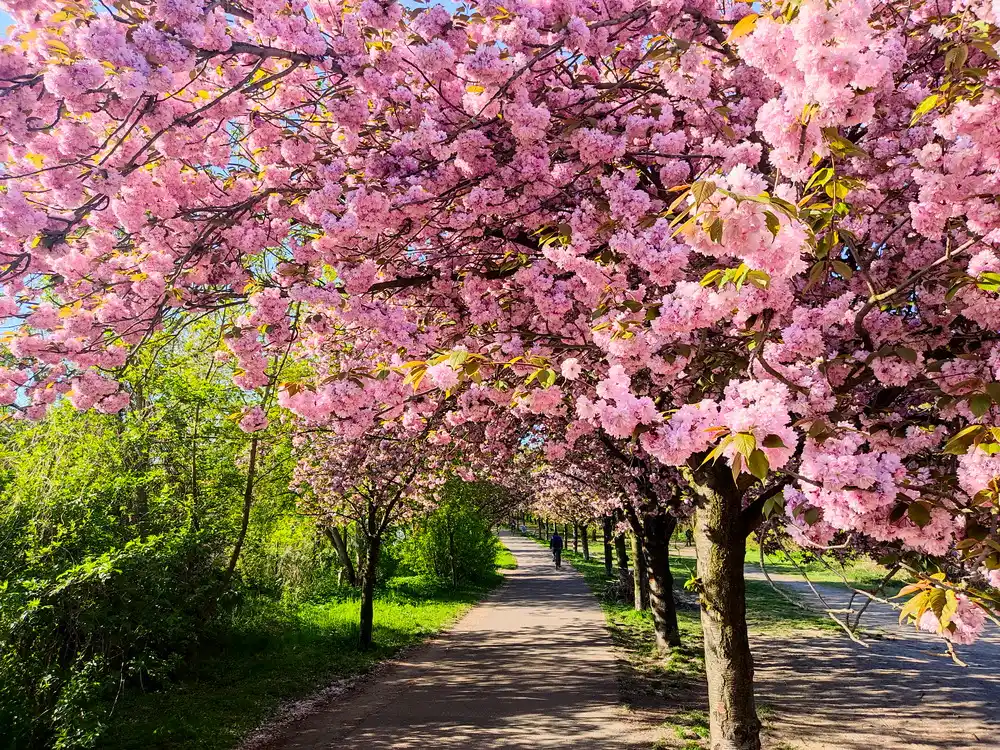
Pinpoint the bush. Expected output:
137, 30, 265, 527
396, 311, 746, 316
0, 530, 227, 749
399, 481, 500, 586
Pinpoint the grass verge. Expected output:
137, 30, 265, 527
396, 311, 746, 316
101, 545, 512, 750
744, 536, 908, 595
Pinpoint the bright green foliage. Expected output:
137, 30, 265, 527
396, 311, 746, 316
0, 324, 298, 749
398, 479, 502, 586
100, 574, 503, 750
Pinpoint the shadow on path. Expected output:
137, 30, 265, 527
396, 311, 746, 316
264, 532, 652, 749
745, 561, 1000, 749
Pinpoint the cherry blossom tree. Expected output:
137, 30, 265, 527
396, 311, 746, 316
7, 1, 1000, 747
293, 423, 448, 648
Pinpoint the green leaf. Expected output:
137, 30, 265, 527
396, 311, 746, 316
970, 393, 992, 418
700, 269, 724, 287
747, 449, 769, 481
895, 346, 918, 363
945, 43, 969, 74
907, 502, 931, 528
985, 382, 1000, 403
762, 434, 786, 448
732, 432, 756, 457
708, 217, 723, 243
804, 167, 834, 192
831, 260, 854, 280
763, 211, 781, 238
726, 12, 758, 42
803, 507, 821, 525
942, 424, 985, 455
910, 94, 940, 126
762, 493, 784, 519
939, 589, 959, 629
691, 180, 717, 205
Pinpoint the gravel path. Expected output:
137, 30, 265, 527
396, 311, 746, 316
263, 531, 653, 749
745, 563, 1000, 750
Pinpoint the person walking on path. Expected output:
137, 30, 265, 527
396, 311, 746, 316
550, 531, 564, 569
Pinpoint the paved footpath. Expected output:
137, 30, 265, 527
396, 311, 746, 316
266, 531, 651, 750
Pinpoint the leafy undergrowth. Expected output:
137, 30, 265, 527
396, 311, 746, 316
101, 558, 509, 750
523, 532, 830, 749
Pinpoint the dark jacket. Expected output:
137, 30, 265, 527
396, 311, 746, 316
549, 534, 563, 552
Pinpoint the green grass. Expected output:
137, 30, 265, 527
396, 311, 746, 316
744, 537, 909, 596
669, 555, 837, 634
101, 549, 511, 750
495, 543, 518, 570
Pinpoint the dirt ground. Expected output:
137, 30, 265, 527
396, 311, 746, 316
259, 531, 657, 749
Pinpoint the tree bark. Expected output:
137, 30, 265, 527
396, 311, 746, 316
573, 524, 579, 553
359, 533, 382, 649
693, 466, 761, 750
630, 533, 649, 611
225, 435, 259, 583
581, 524, 590, 561
448, 524, 458, 587
602, 516, 613, 577
613, 514, 629, 575
324, 525, 357, 587
641, 513, 681, 651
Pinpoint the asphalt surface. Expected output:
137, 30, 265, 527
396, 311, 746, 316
265, 531, 650, 749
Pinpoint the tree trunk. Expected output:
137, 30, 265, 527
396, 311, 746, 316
614, 523, 629, 575
581, 525, 590, 561
359, 533, 382, 649
641, 513, 681, 651
694, 468, 761, 750
573, 524, 579, 553
449, 525, 458, 587
602, 516, 613, 577
324, 526, 357, 587
225, 435, 259, 583
630, 533, 649, 611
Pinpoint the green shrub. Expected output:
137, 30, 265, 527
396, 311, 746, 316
399, 481, 500, 586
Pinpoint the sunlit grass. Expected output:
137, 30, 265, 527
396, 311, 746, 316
102, 551, 509, 749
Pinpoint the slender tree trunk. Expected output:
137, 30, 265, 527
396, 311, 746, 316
641, 513, 681, 651
613, 518, 629, 575
359, 533, 382, 649
225, 435, 259, 582
190, 403, 200, 532
694, 468, 761, 750
324, 526, 357, 587
602, 516, 613, 577
581, 524, 590, 561
449, 524, 458, 587
630, 533, 649, 611
573, 524, 579, 553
